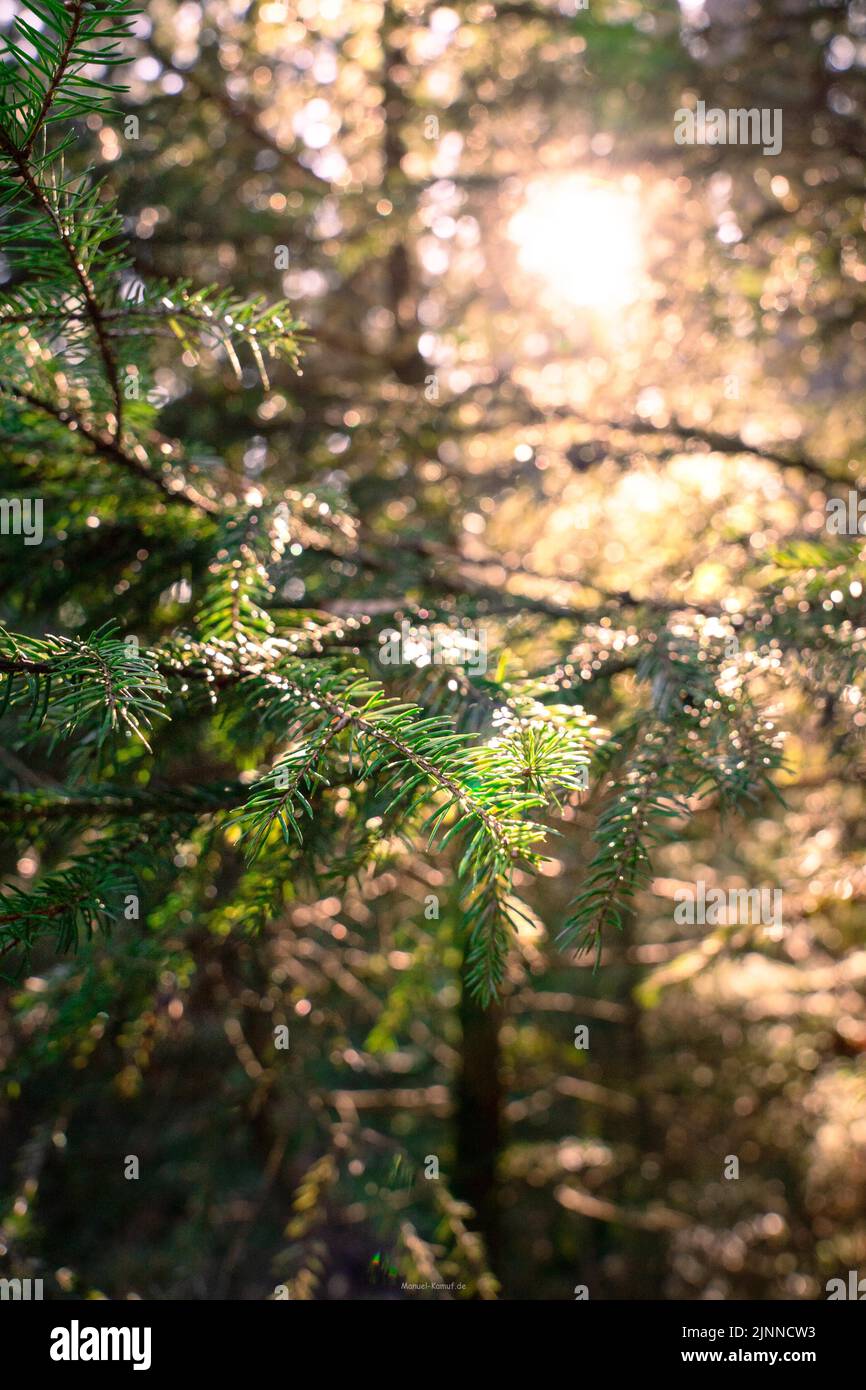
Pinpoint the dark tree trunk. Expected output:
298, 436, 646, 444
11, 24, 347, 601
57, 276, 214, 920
454, 972, 503, 1274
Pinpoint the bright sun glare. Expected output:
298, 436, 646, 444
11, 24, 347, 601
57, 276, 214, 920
509, 177, 644, 311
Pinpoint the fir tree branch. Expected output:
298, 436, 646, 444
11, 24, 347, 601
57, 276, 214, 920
20, 0, 86, 157
1, 382, 220, 513
0, 828, 161, 971
0, 624, 169, 753
0, 123, 124, 434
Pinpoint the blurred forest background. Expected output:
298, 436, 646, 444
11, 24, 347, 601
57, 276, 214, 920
2, 0, 866, 1301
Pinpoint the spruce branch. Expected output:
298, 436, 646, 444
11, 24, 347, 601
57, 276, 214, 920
0, 623, 168, 752
559, 725, 684, 963
0, 126, 126, 433
0, 3, 300, 513
0, 381, 221, 512
0, 828, 156, 973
